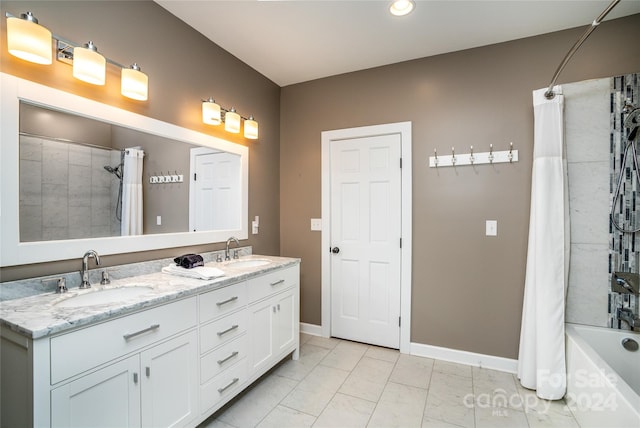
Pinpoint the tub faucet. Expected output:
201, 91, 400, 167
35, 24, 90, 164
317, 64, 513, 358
618, 308, 640, 332
80, 250, 101, 289
225, 237, 240, 261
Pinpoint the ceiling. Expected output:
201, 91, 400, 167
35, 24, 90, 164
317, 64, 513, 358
155, 0, 640, 87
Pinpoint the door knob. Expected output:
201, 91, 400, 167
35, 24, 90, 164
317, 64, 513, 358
331, 247, 340, 254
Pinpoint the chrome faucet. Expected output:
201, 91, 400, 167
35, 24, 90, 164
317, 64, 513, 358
618, 308, 640, 331
80, 250, 101, 288
225, 237, 240, 261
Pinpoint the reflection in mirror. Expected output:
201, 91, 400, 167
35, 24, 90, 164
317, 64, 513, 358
1, 72, 248, 266
19, 103, 240, 242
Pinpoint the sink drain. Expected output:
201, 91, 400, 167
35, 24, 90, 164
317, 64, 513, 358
622, 337, 639, 351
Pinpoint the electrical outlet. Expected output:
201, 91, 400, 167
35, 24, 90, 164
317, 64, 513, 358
311, 218, 322, 231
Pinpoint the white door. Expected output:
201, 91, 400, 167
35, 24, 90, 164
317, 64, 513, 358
190, 149, 241, 232
329, 134, 402, 349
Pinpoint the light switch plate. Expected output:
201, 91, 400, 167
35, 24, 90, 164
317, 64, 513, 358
486, 220, 497, 236
311, 218, 322, 231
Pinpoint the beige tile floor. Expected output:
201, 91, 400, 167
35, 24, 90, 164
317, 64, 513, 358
200, 334, 579, 428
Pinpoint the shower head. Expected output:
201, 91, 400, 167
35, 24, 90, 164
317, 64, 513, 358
104, 164, 122, 179
625, 107, 639, 142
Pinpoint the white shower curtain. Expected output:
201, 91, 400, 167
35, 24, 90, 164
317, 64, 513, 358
121, 148, 145, 236
517, 86, 570, 400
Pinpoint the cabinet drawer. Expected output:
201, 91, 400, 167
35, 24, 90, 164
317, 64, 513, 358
50, 297, 197, 384
200, 309, 247, 354
200, 359, 247, 414
200, 334, 248, 384
247, 266, 299, 303
199, 282, 247, 323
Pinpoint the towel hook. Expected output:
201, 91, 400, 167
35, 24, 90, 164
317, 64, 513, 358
469, 145, 475, 164
451, 146, 456, 165
433, 149, 439, 167
488, 144, 494, 163
508, 142, 514, 162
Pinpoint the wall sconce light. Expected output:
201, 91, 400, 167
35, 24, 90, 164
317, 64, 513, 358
6, 12, 52, 64
121, 63, 148, 101
225, 108, 241, 134
202, 98, 259, 140
5, 11, 149, 100
202, 98, 221, 125
244, 116, 259, 140
72, 41, 105, 85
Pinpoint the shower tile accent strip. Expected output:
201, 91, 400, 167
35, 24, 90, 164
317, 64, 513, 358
609, 72, 639, 329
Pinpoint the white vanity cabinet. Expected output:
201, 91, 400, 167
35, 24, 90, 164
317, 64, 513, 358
50, 297, 199, 428
0, 260, 300, 428
248, 266, 300, 377
50, 330, 198, 428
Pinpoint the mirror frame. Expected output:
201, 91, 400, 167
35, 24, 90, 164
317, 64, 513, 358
1, 73, 248, 266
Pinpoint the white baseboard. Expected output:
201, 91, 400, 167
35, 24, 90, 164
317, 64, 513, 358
410, 342, 518, 374
300, 322, 323, 337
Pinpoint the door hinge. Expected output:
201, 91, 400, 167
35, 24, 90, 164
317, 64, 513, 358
194, 173, 197, 181
400, 158, 402, 169
400, 238, 402, 248
399, 316, 401, 327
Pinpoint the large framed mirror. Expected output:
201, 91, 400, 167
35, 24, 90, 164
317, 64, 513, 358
1, 73, 248, 266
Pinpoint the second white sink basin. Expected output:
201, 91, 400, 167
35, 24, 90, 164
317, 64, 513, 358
226, 259, 271, 268
55, 286, 154, 308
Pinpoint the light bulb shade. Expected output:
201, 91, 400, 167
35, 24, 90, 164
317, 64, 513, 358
244, 117, 259, 139
73, 42, 105, 85
121, 64, 148, 100
389, 0, 415, 16
225, 109, 241, 133
7, 13, 52, 64
202, 99, 221, 125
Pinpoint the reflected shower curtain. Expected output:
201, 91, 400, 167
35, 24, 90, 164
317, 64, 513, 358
121, 148, 145, 236
517, 87, 570, 400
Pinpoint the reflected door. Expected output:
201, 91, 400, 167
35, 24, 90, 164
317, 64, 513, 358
191, 149, 241, 232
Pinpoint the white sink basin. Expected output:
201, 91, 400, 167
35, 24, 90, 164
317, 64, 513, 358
55, 286, 154, 308
226, 259, 271, 268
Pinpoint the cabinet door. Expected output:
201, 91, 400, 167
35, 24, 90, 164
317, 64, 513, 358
141, 331, 198, 428
249, 299, 275, 373
51, 356, 140, 428
275, 291, 296, 354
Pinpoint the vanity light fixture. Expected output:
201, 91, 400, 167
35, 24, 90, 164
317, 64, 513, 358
121, 63, 148, 101
201, 98, 258, 139
72, 41, 106, 85
389, 0, 415, 16
202, 98, 222, 125
244, 116, 259, 140
4, 11, 149, 100
6, 12, 52, 64
225, 108, 241, 134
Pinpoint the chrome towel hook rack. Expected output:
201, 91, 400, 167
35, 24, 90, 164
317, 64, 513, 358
429, 143, 518, 168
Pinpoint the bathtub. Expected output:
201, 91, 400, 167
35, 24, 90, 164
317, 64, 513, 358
565, 323, 640, 427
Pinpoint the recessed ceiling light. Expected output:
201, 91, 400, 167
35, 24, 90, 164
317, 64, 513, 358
389, 0, 415, 17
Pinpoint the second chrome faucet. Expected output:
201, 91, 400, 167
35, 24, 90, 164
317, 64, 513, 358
80, 250, 100, 288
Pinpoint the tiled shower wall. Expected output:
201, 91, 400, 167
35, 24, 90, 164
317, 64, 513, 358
19, 136, 121, 242
608, 73, 639, 328
565, 72, 639, 330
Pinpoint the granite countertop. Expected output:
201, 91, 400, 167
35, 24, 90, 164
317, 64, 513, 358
0, 255, 300, 340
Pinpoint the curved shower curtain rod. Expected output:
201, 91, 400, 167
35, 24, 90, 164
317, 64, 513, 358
544, 0, 621, 99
